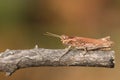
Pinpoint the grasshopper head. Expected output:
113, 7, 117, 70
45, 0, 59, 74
44, 32, 71, 45
61, 35, 71, 45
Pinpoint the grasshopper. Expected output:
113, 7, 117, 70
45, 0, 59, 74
44, 32, 113, 58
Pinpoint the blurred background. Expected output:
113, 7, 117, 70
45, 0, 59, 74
0, 0, 120, 80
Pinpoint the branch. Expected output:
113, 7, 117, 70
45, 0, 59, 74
0, 46, 115, 76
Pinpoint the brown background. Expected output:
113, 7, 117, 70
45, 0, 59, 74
0, 0, 120, 80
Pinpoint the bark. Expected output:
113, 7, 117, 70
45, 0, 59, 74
0, 46, 115, 76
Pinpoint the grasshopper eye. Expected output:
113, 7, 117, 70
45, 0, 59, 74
61, 35, 68, 40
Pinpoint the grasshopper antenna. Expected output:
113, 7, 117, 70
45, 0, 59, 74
44, 32, 61, 39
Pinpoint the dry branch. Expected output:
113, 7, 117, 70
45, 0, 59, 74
0, 46, 115, 76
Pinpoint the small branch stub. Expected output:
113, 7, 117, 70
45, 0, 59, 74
0, 47, 115, 76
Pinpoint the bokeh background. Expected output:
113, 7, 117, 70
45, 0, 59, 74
0, 0, 120, 80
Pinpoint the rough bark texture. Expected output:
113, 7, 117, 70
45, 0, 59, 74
0, 46, 115, 76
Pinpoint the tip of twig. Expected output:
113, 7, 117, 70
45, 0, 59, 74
6, 72, 12, 76
5, 49, 10, 52
34, 45, 39, 49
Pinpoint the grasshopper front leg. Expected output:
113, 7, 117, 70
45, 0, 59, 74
59, 46, 72, 61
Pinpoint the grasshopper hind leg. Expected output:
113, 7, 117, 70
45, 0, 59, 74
99, 47, 111, 51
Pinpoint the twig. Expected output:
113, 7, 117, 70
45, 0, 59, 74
0, 46, 115, 76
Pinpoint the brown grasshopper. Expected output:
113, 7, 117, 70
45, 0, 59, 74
44, 32, 113, 57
